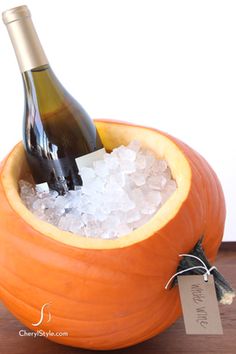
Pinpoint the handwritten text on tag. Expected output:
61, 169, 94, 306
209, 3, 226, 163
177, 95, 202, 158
178, 275, 223, 335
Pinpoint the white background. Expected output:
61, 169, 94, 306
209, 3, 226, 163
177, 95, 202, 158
0, 0, 235, 241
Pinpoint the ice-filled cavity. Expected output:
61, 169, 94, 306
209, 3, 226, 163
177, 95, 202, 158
19, 141, 177, 239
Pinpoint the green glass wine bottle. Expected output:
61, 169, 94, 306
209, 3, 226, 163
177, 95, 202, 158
2, 5, 104, 195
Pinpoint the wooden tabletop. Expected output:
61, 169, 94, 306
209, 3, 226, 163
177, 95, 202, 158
0, 247, 235, 354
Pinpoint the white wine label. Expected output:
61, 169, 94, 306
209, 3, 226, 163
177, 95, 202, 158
178, 275, 223, 335
75, 148, 106, 169
35, 182, 49, 193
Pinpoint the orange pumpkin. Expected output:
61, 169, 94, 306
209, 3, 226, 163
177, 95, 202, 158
0, 120, 225, 350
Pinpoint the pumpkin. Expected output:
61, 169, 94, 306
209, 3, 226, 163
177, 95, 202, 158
0, 120, 225, 350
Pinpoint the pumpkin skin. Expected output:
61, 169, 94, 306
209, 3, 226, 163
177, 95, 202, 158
0, 120, 225, 350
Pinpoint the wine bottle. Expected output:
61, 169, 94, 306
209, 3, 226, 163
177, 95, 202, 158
2, 5, 104, 195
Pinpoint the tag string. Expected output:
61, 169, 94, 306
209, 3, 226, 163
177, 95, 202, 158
165, 253, 217, 290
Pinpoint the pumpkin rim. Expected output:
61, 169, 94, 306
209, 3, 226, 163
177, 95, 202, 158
0, 120, 192, 250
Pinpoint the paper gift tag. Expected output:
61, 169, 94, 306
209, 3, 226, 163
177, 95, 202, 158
178, 275, 223, 335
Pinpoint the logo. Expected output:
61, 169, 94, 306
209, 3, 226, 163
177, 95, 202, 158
18, 302, 68, 338
32, 302, 52, 327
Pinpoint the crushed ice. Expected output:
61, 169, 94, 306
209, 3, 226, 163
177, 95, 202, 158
19, 141, 177, 239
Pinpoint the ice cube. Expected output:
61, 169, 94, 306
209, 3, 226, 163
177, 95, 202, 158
104, 153, 120, 170
116, 224, 132, 236
152, 159, 168, 174
141, 202, 156, 215
146, 190, 162, 207
32, 198, 47, 210
128, 140, 141, 153
135, 154, 147, 169
120, 160, 136, 174
161, 180, 177, 203
144, 153, 155, 169
82, 177, 105, 195
147, 175, 167, 190
163, 167, 172, 181
131, 188, 144, 205
19, 180, 35, 197
108, 172, 126, 188
35, 182, 50, 194
93, 160, 109, 178
118, 146, 136, 161
131, 172, 146, 186
126, 209, 141, 223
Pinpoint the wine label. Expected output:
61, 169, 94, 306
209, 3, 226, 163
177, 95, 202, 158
75, 148, 106, 169
178, 275, 223, 335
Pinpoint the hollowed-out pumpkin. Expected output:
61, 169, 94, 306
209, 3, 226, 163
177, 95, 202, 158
0, 120, 225, 350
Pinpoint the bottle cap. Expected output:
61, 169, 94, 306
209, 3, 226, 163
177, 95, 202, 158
2, 5, 48, 72
2, 5, 31, 25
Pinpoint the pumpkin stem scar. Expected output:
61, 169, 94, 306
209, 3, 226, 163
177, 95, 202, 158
171, 239, 235, 305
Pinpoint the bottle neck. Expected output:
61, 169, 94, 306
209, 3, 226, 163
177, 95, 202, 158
2, 6, 48, 72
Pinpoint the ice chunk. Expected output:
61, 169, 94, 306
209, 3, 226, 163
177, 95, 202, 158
141, 202, 156, 215
32, 198, 47, 210
126, 209, 141, 223
82, 177, 105, 195
104, 153, 120, 170
147, 175, 167, 190
108, 172, 126, 188
35, 182, 50, 194
128, 140, 141, 153
93, 160, 109, 178
146, 190, 162, 207
135, 154, 147, 170
152, 159, 168, 174
144, 153, 155, 169
120, 160, 136, 174
161, 180, 177, 203
116, 224, 132, 235
117, 146, 136, 162
131, 188, 144, 205
131, 172, 146, 186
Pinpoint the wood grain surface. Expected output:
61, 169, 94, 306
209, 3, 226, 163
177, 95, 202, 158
0, 248, 235, 354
